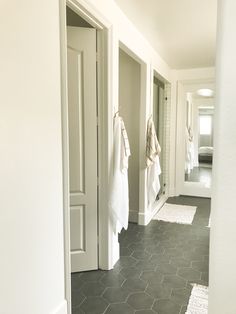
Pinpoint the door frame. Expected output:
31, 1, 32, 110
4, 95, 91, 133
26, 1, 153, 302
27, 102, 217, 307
59, 1, 113, 313
118, 42, 151, 225
176, 79, 215, 197
146, 68, 170, 221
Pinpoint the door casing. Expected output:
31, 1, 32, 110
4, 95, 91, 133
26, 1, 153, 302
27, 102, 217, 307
59, 1, 113, 313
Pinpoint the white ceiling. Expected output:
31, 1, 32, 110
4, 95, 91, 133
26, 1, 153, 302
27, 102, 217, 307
115, 0, 217, 69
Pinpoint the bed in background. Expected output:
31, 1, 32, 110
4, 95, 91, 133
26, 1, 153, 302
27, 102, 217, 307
198, 146, 213, 163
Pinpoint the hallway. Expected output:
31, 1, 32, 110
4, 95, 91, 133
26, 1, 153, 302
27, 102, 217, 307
72, 196, 210, 314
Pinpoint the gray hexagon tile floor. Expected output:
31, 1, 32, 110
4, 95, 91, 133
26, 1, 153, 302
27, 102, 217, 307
72, 196, 210, 314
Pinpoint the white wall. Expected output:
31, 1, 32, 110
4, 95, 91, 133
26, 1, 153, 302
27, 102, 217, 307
0, 1, 66, 314
119, 49, 141, 222
209, 0, 236, 313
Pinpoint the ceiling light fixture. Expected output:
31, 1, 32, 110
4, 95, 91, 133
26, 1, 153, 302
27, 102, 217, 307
197, 88, 214, 97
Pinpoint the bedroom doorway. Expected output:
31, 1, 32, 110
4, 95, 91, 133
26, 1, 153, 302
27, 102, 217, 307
176, 80, 215, 197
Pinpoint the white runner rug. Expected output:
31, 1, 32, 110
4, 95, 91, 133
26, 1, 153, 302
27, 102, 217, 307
186, 284, 208, 314
153, 203, 197, 225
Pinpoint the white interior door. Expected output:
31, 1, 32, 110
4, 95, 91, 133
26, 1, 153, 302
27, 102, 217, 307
67, 26, 98, 272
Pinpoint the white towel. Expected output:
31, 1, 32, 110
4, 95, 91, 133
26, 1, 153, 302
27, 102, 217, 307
185, 127, 195, 174
146, 117, 161, 205
146, 117, 161, 167
109, 115, 131, 234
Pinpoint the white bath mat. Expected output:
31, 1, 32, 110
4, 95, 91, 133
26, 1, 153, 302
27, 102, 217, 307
186, 284, 208, 314
153, 203, 197, 225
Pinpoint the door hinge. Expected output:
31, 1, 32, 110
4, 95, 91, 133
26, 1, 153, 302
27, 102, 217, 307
96, 116, 99, 127
96, 52, 99, 62
97, 176, 99, 186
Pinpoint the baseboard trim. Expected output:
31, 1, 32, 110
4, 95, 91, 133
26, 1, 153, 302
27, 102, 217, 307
129, 210, 138, 223
138, 196, 168, 225
51, 300, 68, 314
168, 188, 178, 197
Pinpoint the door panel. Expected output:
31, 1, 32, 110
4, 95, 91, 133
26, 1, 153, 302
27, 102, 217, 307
67, 26, 97, 272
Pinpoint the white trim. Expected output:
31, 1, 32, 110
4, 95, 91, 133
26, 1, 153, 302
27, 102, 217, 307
51, 300, 68, 314
67, 0, 111, 29
168, 188, 178, 197
97, 26, 116, 270
175, 79, 214, 197
59, 1, 114, 313
138, 62, 150, 223
59, 1, 71, 314
138, 195, 168, 225
118, 43, 150, 229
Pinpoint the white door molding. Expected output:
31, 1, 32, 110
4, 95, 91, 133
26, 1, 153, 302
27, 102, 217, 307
59, 1, 114, 313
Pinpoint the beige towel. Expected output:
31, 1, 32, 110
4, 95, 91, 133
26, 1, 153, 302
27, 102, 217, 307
146, 117, 161, 167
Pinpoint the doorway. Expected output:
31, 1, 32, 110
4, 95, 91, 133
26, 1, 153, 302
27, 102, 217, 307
60, 2, 111, 313
66, 7, 98, 273
153, 76, 166, 197
118, 48, 141, 223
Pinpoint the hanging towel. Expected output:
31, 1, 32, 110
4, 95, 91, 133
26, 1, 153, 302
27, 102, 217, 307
146, 117, 161, 167
146, 117, 161, 206
185, 126, 194, 174
109, 115, 131, 234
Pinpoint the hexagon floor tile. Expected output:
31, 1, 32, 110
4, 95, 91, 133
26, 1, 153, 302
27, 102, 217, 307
72, 196, 210, 314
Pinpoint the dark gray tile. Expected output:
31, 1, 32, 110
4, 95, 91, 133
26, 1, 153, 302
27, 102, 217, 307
156, 263, 177, 275
80, 270, 104, 282
101, 272, 125, 287
191, 261, 209, 272
152, 299, 181, 314
201, 272, 209, 283
170, 288, 191, 306
146, 245, 164, 255
146, 283, 171, 299
164, 248, 183, 257
131, 250, 151, 260
105, 303, 134, 314
81, 297, 108, 314
120, 247, 134, 257
157, 241, 175, 249
162, 275, 186, 289
72, 307, 85, 314
71, 274, 85, 291
116, 256, 138, 267
170, 257, 190, 268
135, 260, 157, 271
72, 196, 210, 314
136, 310, 156, 314
127, 292, 154, 310
180, 305, 187, 314
183, 251, 204, 261
140, 271, 163, 286
149, 253, 171, 264
81, 281, 106, 297
129, 243, 146, 250
72, 290, 86, 308
123, 278, 147, 292
178, 268, 201, 281
120, 267, 142, 279
103, 286, 131, 303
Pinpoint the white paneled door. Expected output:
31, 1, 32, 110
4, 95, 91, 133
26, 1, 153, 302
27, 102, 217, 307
67, 26, 98, 272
